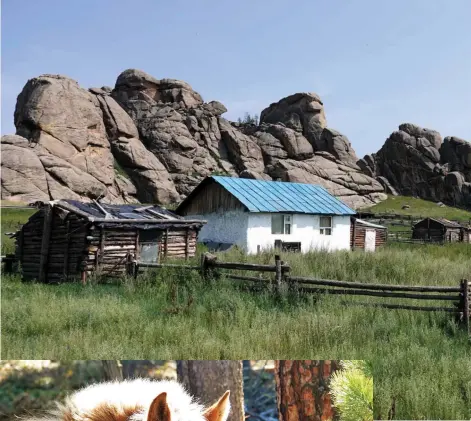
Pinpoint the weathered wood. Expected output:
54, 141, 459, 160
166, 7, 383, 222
81, 270, 87, 286
462, 279, 470, 334
225, 274, 270, 283
99, 227, 105, 265
164, 228, 169, 258
275, 255, 282, 289
38, 205, 54, 283
137, 262, 200, 270
341, 301, 460, 313
185, 228, 190, 260
293, 286, 459, 301
288, 276, 461, 293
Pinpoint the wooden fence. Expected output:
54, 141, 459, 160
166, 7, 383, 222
133, 253, 471, 335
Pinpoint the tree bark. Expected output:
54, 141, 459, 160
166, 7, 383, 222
102, 360, 124, 381
275, 360, 340, 421
177, 360, 245, 421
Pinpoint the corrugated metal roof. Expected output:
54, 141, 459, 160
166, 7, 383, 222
211, 176, 356, 215
353, 218, 387, 229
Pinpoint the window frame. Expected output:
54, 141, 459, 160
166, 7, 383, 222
271, 213, 293, 235
319, 215, 333, 236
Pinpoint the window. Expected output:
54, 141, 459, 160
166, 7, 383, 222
138, 229, 160, 263
271, 214, 292, 234
320, 216, 332, 235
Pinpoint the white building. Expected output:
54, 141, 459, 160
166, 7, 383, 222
176, 176, 356, 254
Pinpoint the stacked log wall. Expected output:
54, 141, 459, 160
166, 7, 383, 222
85, 227, 138, 276
19, 210, 45, 281
47, 213, 88, 283
159, 229, 198, 259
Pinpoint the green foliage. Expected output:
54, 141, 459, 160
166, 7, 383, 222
363, 195, 471, 222
330, 361, 373, 421
237, 112, 259, 125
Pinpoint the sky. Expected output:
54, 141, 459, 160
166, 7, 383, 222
2, 0, 470, 157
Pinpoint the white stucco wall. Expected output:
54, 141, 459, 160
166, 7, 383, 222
186, 209, 249, 248
246, 213, 351, 254
186, 210, 351, 254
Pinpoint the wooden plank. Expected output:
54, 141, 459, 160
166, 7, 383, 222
63, 220, 71, 281
275, 255, 282, 289
137, 263, 200, 270
293, 286, 459, 301
463, 279, 470, 334
135, 230, 140, 261
211, 261, 280, 272
225, 274, 270, 283
185, 228, 190, 260
341, 301, 460, 313
288, 276, 461, 293
164, 228, 169, 258
38, 205, 53, 283
99, 227, 105, 266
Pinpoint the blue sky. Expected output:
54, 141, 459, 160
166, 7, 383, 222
2, 0, 470, 157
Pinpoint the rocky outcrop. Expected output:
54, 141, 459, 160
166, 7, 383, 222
2, 69, 387, 208
90, 87, 179, 203
359, 123, 471, 208
3, 74, 136, 203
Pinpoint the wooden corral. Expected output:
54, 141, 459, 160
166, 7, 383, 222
350, 218, 388, 251
412, 218, 466, 243
15, 200, 205, 283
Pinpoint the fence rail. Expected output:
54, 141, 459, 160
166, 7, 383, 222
133, 253, 470, 335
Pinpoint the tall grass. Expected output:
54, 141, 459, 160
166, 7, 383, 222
2, 244, 471, 419
0, 208, 34, 254
2, 208, 471, 419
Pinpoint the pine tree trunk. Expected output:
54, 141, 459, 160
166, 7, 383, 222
275, 360, 339, 421
102, 360, 123, 381
177, 360, 245, 421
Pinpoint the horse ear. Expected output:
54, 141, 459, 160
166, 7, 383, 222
147, 392, 171, 421
203, 391, 231, 421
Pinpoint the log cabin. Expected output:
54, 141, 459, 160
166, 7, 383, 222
412, 217, 464, 243
15, 200, 205, 283
350, 218, 388, 251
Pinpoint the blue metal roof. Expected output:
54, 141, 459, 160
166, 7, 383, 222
210, 176, 355, 215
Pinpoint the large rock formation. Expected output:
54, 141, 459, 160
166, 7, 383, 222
358, 123, 471, 208
1, 69, 386, 208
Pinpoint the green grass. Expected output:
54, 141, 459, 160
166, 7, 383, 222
363, 195, 471, 223
2, 209, 471, 419
3, 244, 471, 419
1, 208, 34, 254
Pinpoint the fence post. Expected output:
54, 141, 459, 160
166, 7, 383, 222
275, 255, 282, 290
126, 253, 136, 277
461, 279, 470, 335
282, 260, 291, 291
200, 253, 207, 280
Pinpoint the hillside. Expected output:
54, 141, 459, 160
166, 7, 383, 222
363, 195, 471, 223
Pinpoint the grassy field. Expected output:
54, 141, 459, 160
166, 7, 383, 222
2, 208, 471, 419
362, 194, 471, 222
